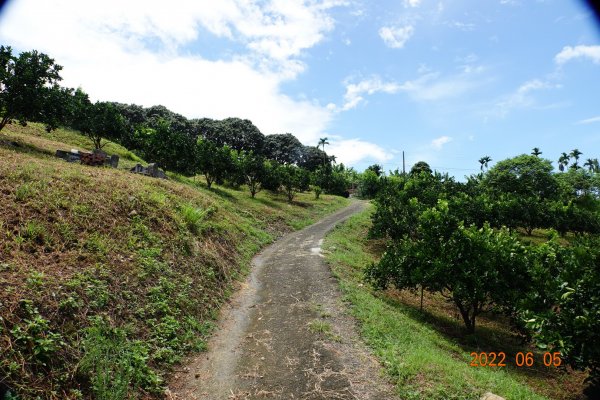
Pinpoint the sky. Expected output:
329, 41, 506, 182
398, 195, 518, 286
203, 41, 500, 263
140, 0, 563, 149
0, 0, 599, 176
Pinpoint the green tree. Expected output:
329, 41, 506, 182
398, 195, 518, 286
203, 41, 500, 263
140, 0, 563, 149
522, 237, 600, 388
483, 154, 559, 234
584, 158, 599, 173
558, 152, 570, 172
263, 133, 304, 164
280, 164, 304, 202
202, 118, 265, 154
195, 139, 232, 188
531, 147, 542, 157
410, 161, 433, 176
367, 200, 530, 333
318, 137, 329, 152
357, 169, 381, 199
239, 151, 267, 198
299, 145, 329, 171
0, 46, 63, 132
570, 149, 583, 170
366, 164, 383, 177
478, 156, 492, 171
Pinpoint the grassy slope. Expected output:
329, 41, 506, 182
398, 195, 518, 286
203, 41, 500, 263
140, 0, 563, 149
0, 123, 349, 399
324, 206, 586, 400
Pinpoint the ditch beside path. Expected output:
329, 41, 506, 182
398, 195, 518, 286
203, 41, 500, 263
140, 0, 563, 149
169, 200, 395, 399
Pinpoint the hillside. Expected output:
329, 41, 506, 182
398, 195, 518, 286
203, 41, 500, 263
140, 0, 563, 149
0, 123, 349, 399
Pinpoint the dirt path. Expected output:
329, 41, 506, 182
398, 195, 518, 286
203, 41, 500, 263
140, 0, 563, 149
169, 201, 395, 399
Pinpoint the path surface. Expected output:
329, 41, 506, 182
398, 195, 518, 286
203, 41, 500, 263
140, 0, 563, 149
169, 201, 395, 399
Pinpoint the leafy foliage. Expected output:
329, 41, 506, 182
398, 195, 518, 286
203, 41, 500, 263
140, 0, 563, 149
0, 46, 63, 132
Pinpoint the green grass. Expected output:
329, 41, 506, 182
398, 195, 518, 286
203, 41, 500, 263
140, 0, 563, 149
0, 124, 350, 399
323, 206, 548, 400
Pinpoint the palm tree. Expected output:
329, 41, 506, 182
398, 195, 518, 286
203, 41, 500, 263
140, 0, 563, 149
584, 158, 599, 173
558, 152, 569, 172
478, 155, 492, 171
318, 137, 329, 152
531, 147, 542, 157
570, 148, 582, 170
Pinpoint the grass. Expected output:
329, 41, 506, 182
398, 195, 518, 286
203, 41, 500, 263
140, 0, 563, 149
0, 124, 349, 399
323, 205, 587, 400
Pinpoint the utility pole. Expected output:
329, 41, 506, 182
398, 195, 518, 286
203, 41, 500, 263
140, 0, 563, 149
402, 151, 406, 175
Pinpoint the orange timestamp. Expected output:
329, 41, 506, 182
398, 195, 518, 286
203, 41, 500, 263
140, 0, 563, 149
469, 351, 562, 367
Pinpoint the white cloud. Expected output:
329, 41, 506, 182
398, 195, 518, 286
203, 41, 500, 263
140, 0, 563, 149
337, 68, 481, 111
0, 0, 349, 144
495, 79, 561, 116
378, 25, 415, 49
576, 116, 600, 124
555, 45, 600, 65
446, 21, 476, 31
340, 77, 402, 110
431, 136, 452, 150
404, 0, 422, 7
328, 138, 393, 165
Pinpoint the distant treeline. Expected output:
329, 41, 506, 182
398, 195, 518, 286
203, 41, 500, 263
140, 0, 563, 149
0, 45, 357, 199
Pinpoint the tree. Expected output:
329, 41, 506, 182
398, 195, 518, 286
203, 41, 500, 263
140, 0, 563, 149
357, 169, 381, 199
318, 137, 329, 152
65, 90, 126, 149
366, 200, 530, 333
531, 147, 542, 157
280, 164, 304, 202
0, 46, 63, 132
367, 164, 383, 177
522, 237, 600, 388
299, 145, 329, 171
558, 152, 570, 172
483, 155, 559, 233
478, 156, 492, 171
584, 158, 599, 173
263, 133, 304, 164
134, 119, 197, 175
410, 161, 432, 176
203, 118, 265, 154
239, 151, 267, 198
196, 139, 232, 188
570, 149, 583, 170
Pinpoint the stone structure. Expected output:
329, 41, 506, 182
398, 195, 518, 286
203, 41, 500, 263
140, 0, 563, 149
55, 149, 119, 168
130, 163, 168, 179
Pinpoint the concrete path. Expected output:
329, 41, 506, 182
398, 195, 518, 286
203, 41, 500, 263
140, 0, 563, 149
169, 201, 395, 399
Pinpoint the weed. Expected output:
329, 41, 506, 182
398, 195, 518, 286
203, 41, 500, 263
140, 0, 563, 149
308, 319, 332, 334
56, 222, 77, 248
80, 317, 162, 400
180, 204, 215, 234
21, 221, 46, 244
10, 304, 65, 367
26, 271, 45, 288
14, 183, 35, 201
83, 232, 108, 256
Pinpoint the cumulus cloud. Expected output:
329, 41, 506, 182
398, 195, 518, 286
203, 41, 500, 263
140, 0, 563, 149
431, 136, 452, 150
0, 0, 348, 144
378, 25, 415, 49
328, 138, 393, 165
555, 45, 600, 65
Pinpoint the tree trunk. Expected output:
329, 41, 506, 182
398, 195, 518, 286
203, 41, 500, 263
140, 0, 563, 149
456, 302, 476, 334
0, 116, 10, 133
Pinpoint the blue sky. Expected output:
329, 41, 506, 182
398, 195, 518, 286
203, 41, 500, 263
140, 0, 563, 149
0, 0, 599, 177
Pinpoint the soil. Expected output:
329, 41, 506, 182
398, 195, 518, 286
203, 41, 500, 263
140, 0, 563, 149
169, 200, 395, 399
